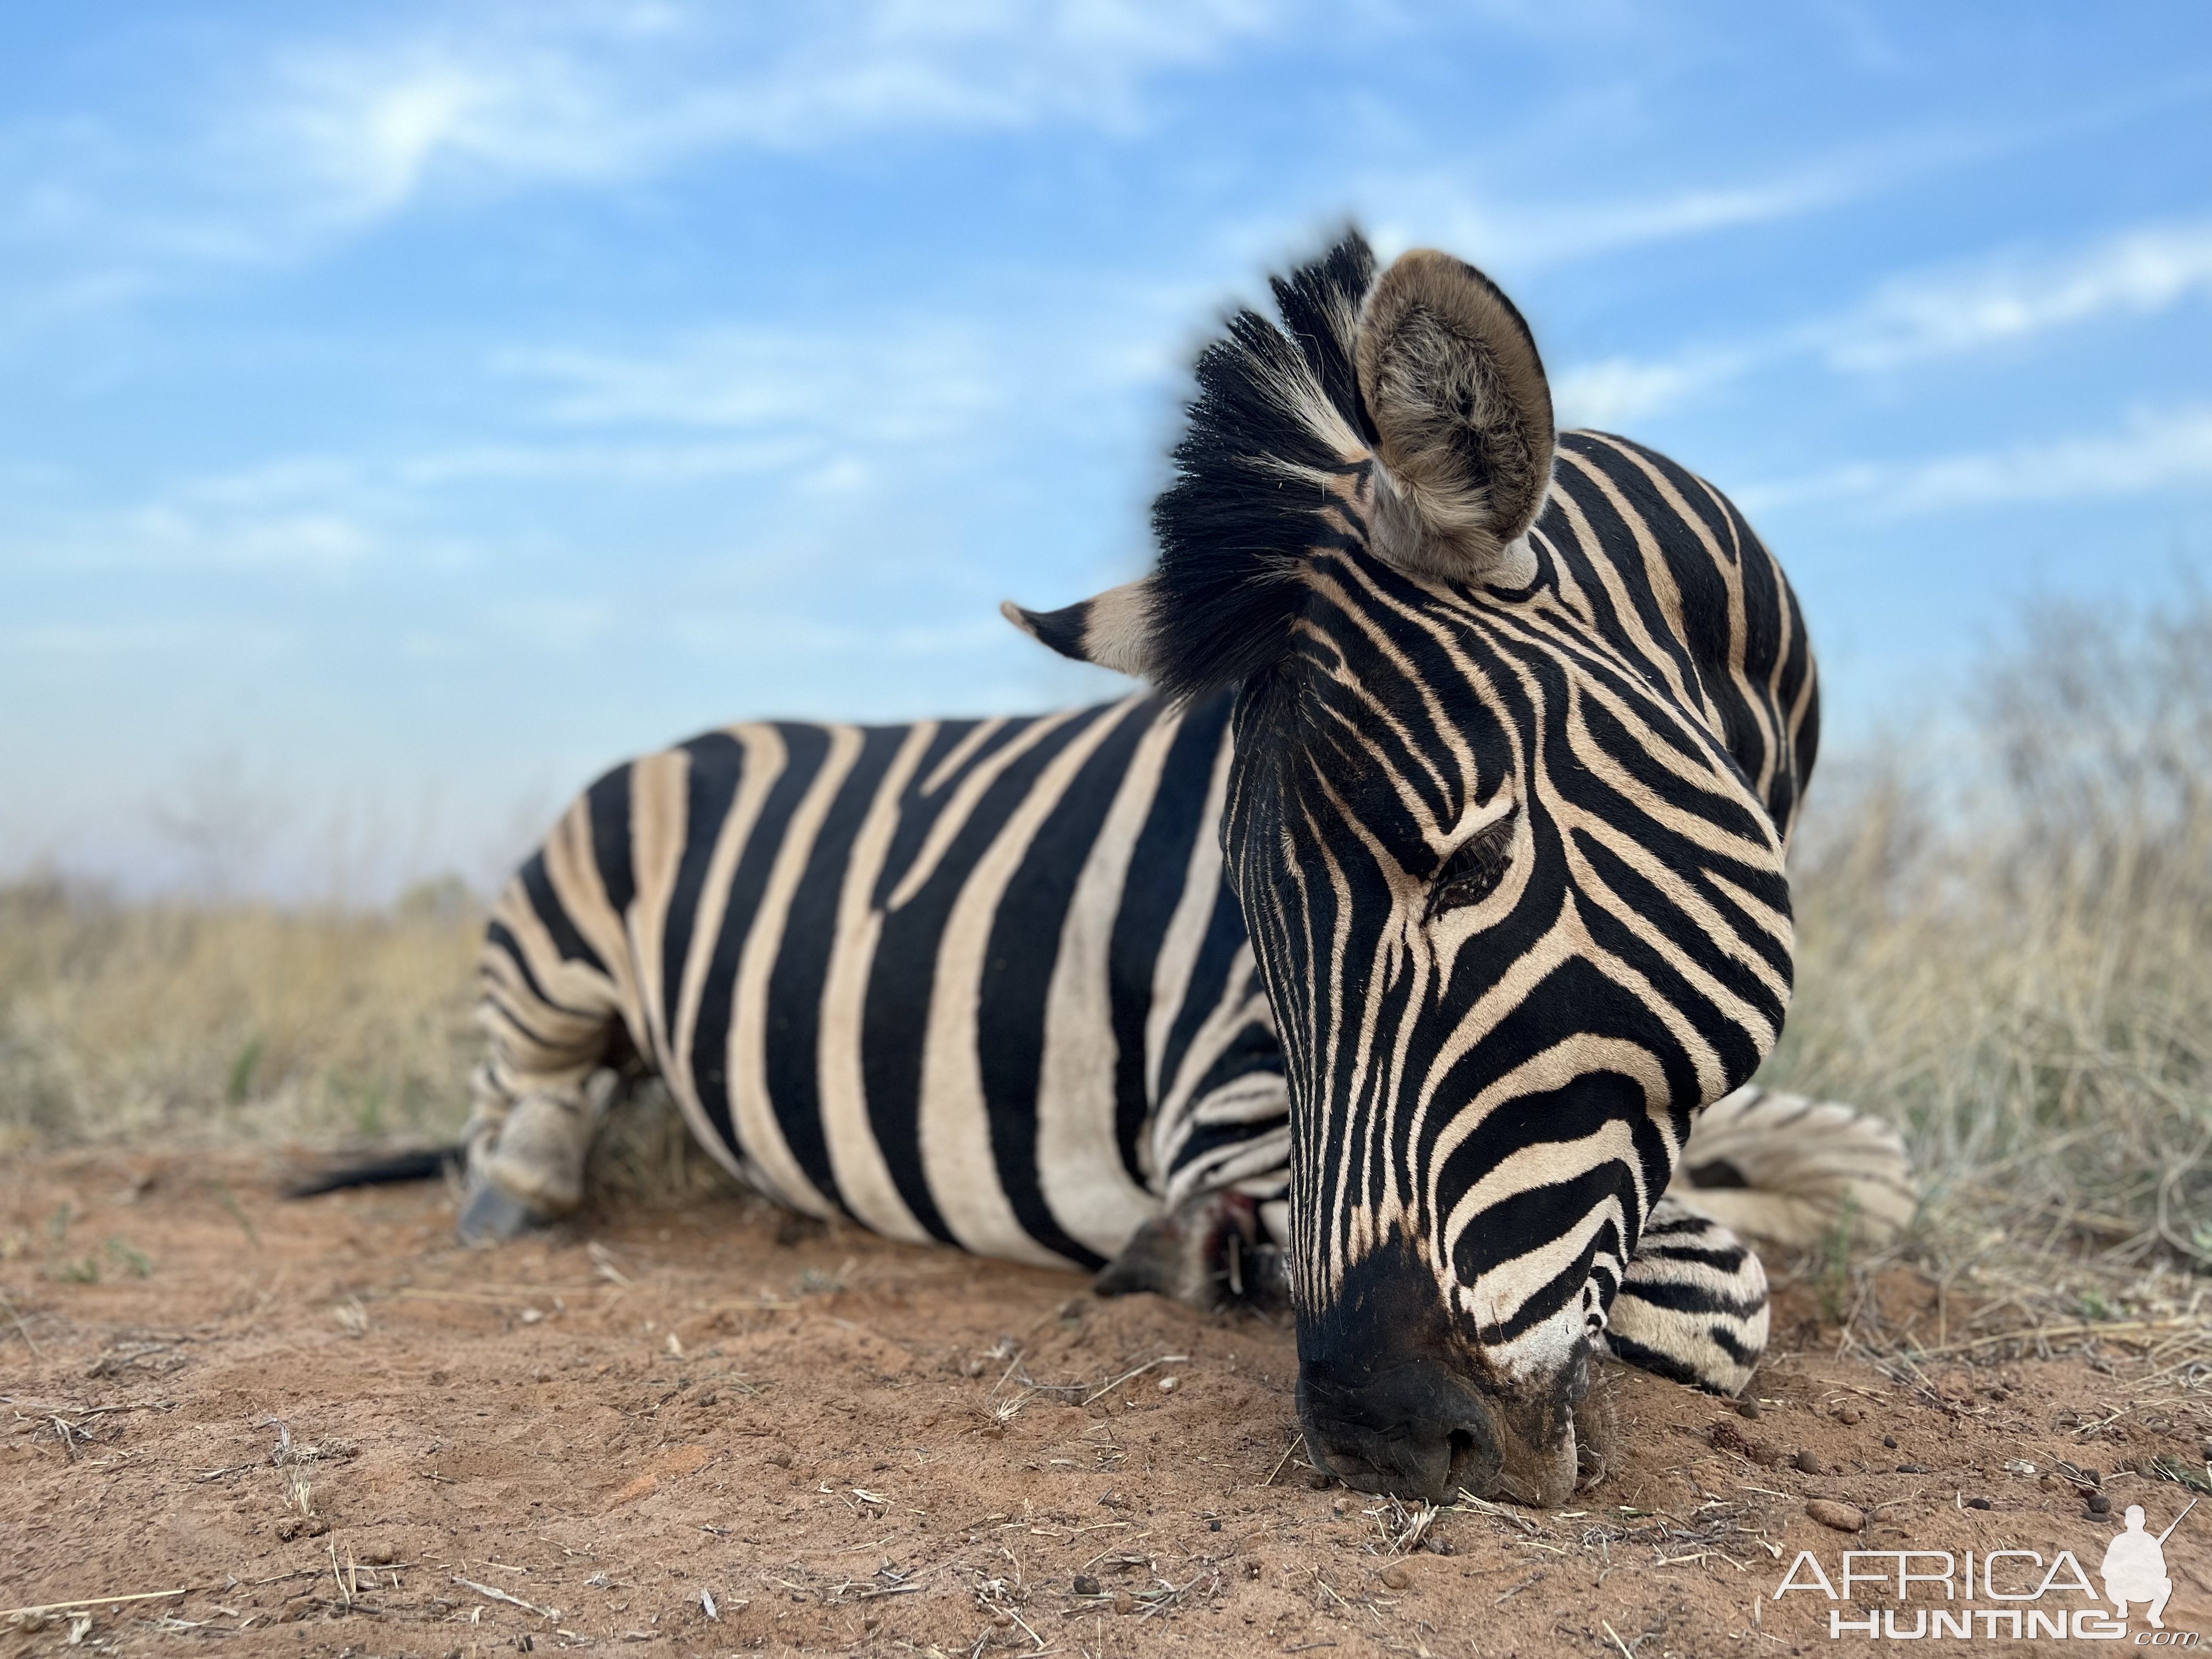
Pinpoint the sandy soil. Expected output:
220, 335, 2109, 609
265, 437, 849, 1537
4, 1149, 2210, 1658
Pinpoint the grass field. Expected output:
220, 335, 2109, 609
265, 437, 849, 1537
5, 601, 2208, 1325
0, 877, 481, 1154
1768, 599, 2212, 1322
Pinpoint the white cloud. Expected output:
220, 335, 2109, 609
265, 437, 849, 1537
273, 57, 528, 223
0, 301, 1046, 579
0, 618, 301, 659
398, 438, 818, 485
1549, 218, 2212, 422
0, 0, 1286, 337
0, 308, 1075, 629
666, 611, 1010, 660
1551, 352, 1740, 427
0, 454, 399, 579
1504, 180, 1858, 267
500, 324, 1002, 440
1826, 222, 2212, 371
1370, 167, 1866, 277
489, 597, 614, 648
1736, 405, 2212, 518
255, 1, 1282, 225
115, 503, 379, 575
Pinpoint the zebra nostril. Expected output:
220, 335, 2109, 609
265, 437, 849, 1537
1443, 1421, 1502, 1503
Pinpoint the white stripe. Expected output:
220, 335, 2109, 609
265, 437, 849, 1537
1035, 706, 1187, 1257
921, 701, 1139, 1267
815, 723, 936, 1244
721, 725, 860, 1218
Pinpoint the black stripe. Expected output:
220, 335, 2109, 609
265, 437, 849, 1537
1707, 1322, 1758, 1366
478, 987, 569, 1057
862, 708, 1111, 1240
483, 919, 596, 1020
1554, 435, 1709, 706
876, 720, 986, 901
585, 763, 636, 918
978, 703, 1160, 1266
659, 732, 744, 1146
1430, 978, 1691, 1211
1641, 1210, 1727, 1235
760, 725, 908, 1214
1610, 1276, 1766, 1321
1782, 602, 1820, 827
1161, 1020, 1285, 1180
1682, 1158, 1751, 1190
690, 725, 831, 1170
1638, 1244, 1751, 1275
1605, 1330, 1706, 1389
1156, 882, 1251, 1124
1583, 437, 1742, 715
1108, 692, 1233, 1188
1448, 1148, 1634, 1286
518, 850, 607, 975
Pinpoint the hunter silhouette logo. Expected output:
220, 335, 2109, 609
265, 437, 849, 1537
2104, 1499, 2193, 1630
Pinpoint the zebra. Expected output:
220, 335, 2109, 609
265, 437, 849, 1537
301, 232, 1913, 1506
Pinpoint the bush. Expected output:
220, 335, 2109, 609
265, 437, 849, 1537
1769, 593, 2212, 1282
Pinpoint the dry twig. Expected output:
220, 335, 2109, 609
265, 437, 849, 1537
0, 1589, 190, 1620
450, 1575, 560, 1621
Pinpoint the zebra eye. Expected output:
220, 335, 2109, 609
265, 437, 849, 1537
1425, 811, 1516, 921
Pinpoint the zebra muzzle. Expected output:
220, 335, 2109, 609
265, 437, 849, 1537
1292, 1251, 1593, 1508
1296, 1355, 1506, 1504
1296, 1353, 1583, 1506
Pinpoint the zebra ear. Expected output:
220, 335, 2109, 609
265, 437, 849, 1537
1355, 249, 1555, 584
999, 581, 1158, 680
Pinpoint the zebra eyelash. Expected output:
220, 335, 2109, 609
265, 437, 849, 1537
1424, 808, 1517, 922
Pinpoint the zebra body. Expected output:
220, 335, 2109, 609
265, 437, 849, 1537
476, 691, 1294, 1272
472, 682, 1892, 1396
387, 232, 1922, 1508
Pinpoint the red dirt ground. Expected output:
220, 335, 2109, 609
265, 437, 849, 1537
4, 1148, 2210, 1657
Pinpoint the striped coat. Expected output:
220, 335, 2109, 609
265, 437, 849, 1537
478, 691, 1291, 1270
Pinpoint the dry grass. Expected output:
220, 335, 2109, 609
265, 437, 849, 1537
4, 597, 2209, 1338
1765, 595, 2212, 1338
0, 877, 481, 1154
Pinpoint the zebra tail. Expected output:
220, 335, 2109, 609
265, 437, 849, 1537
1667, 1086, 1917, 1251
285, 1146, 464, 1200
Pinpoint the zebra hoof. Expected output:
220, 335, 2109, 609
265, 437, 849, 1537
479, 1093, 590, 1215
1094, 1190, 1288, 1313
458, 1181, 552, 1244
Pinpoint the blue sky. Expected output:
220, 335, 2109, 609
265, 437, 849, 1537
4, 3, 2209, 897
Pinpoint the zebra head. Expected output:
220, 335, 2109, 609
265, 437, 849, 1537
1009, 234, 1805, 1506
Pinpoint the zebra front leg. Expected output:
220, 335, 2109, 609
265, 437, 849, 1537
458, 1062, 608, 1240
1604, 1198, 1770, 1396
465, 823, 640, 1242
1093, 1189, 1290, 1314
